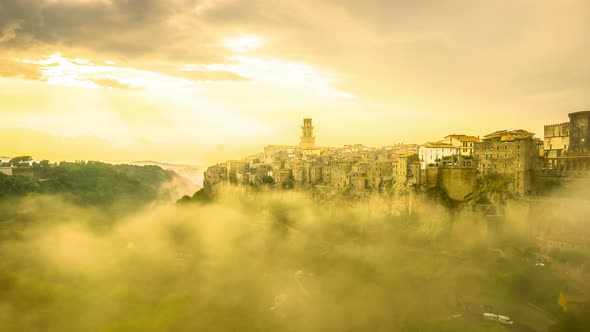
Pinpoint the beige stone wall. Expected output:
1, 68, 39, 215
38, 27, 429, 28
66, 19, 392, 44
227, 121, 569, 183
437, 168, 478, 201
475, 137, 538, 195
544, 122, 570, 157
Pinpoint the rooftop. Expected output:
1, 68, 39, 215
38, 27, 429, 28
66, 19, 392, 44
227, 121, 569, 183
483, 129, 534, 141
422, 141, 456, 148
445, 134, 481, 142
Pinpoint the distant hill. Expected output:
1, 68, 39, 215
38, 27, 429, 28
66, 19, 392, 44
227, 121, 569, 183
128, 160, 203, 193
129, 160, 196, 168
0, 161, 178, 211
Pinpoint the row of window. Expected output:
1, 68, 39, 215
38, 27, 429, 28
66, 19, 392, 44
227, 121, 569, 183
476, 144, 521, 150
477, 152, 521, 159
480, 162, 522, 169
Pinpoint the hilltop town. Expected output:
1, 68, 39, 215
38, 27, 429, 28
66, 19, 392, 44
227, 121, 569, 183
203, 111, 590, 201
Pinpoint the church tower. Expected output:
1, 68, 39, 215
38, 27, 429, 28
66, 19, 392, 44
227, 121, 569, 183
300, 118, 315, 149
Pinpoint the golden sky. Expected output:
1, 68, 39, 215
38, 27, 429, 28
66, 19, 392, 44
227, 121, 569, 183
1, 0, 590, 164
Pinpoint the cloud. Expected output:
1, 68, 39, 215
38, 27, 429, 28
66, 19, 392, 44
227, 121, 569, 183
90, 77, 137, 89
2, 0, 589, 101
0, 57, 42, 80
2, 0, 590, 150
0, 0, 221, 61
0, 19, 22, 43
1, 53, 250, 89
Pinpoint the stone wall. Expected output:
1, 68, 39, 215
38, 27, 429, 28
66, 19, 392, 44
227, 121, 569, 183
437, 168, 478, 201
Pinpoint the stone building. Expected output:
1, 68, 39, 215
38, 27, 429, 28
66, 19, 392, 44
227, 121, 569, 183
203, 164, 227, 189
541, 111, 590, 176
419, 141, 458, 169
443, 134, 481, 156
264, 145, 299, 164
204, 118, 422, 194
300, 118, 315, 149
474, 129, 539, 195
568, 110, 590, 155
544, 122, 570, 158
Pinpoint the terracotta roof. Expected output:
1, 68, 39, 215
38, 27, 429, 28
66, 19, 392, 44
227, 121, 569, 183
445, 134, 481, 142
483, 129, 534, 141
422, 141, 456, 148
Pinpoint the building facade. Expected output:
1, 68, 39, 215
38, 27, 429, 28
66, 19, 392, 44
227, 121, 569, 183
568, 111, 590, 155
541, 111, 590, 176
419, 142, 458, 169
300, 118, 315, 149
474, 129, 539, 195
443, 134, 481, 156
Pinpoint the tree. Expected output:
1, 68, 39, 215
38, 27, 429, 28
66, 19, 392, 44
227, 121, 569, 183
177, 188, 212, 204
262, 175, 275, 185
468, 172, 514, 204
0, 173, 39, 196
9, 156, 33, 167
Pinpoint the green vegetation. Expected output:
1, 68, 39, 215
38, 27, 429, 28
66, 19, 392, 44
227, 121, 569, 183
0, 188, 581, 331
0, 161, 176, 210
0, 173, 40, 196
177, 188, 212, 204
469, 173, 515, 203
262, 175, 275, 184
426, 185, 459, 210
8, 155, 32, 167
0, 160, 586, 331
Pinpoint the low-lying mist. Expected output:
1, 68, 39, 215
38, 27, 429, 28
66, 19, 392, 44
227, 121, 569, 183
0, 185, 588, 332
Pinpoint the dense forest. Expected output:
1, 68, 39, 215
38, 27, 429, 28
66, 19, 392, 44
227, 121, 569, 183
0, 161, 175, 206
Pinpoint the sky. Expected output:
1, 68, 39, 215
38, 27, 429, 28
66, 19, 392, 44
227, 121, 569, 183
1, 0, 590, 165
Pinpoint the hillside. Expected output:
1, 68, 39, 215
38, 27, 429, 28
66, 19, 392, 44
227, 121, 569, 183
0, 161, 177, 209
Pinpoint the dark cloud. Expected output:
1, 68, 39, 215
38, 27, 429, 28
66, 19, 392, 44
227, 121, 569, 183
1, 0, 590, 106
0, 0, 213, 59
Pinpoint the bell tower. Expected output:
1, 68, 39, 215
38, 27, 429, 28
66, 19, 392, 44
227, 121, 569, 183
300, 118, 315, 149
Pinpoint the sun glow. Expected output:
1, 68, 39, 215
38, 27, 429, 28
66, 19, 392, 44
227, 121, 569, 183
223, 35, 264, 53
17, 53, 198, 91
